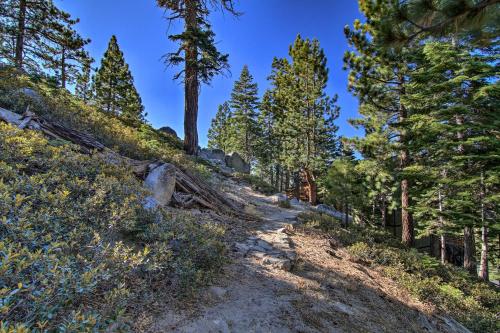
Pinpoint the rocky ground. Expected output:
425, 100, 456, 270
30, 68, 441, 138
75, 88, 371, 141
146, 177, 470, 333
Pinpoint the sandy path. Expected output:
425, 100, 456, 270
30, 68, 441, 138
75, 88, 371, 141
147, 179, 470, 333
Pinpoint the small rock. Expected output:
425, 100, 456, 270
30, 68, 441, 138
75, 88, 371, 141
234, 243, 251, 254
262, 256, 292, 271
256, 239, 273, 251
208, 286, 227, 299
270, 193, 288, 204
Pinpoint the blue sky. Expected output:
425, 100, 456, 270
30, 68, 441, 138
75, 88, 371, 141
55, 0, 363, 147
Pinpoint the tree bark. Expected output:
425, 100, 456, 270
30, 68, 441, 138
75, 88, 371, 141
463, 226, 477, 275
399, 80, 414, 247
380, 201, 387, 228
293, 171, 300, 199
15, 0, 27, 70
344, 202, 349, 228
401, 176, 414, 247
61, 48, 66, 89
438, 188, 446, 264
480, 225, 489, 281
304, 169, 317, 205
183, 0, 199, 155
479, 171, 489, 281
440, 235, 447, 264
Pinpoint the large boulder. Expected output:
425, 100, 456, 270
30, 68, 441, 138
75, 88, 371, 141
199, 148, 226, 162
225, 152, 250, 174
270, 193, 288, 204
315, 204, 351, 222
158, 126, 179, 139
143, 163, 177, 208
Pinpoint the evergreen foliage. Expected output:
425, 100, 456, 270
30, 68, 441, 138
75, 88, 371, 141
341, 0, 498, 277
157, 0, 239, 155
0, 0, 90, 85
94, 35, 145, 125
207, 101, 231, 151
228, 65, 260, 162
75, 56, 94, 103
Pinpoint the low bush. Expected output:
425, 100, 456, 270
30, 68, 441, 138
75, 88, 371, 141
0, 68, 212, 179
299, 211, 500, 333
278, 200, 292, 209
0, 124, 226, 331
233, 173, 276, 195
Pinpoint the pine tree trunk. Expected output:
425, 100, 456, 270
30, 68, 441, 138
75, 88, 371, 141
15, 0, 27, 70
463, 226, 477, 275
285, 170, 290, 192
438, 188, 446, 264
480, 225, 489, 281
479, 171, 489, 281
61, 48, 66, 89
401, 176, 414, 247
441, 235, 447, 264
399, 82, 414, 247
183, 0, 199, 155
344, 201, 349, 228
293, 171, 300, 199
380, 201, 387, 228
304, 169, 317, 205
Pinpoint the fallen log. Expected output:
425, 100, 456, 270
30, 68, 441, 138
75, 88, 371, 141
0, 107, 246, 217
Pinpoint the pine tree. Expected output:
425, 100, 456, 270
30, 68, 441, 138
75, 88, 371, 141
0, 0, 89, 76
157, 0, 239, 155
255, 90, 280, 186
377, 0, 500, 45
41, 15, 91, 89
344, 4, 418, 246
207, 101, 231, 152
94, 35, 145, 124
407, 39, 499, 276
75, 57, 94, 103
271, 36, 340, 204
228, 65, 260, 163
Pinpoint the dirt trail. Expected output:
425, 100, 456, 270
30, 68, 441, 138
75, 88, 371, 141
148, 179, 470, 333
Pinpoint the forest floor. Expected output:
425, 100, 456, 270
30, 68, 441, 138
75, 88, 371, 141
145, 176, 471, 333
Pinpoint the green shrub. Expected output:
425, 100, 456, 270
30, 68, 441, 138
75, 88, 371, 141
278, 200, 292, 209
0, 124, 226, 331
0, 68, 214, 180
234, 173, 276, 195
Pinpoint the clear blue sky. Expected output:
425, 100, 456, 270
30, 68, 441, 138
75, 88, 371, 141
55, 0, 363, 147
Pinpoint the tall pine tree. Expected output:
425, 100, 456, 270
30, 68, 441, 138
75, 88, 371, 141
228, 65, 260, 163
94, 35, 145, 125
344, 2, 418, 246
274, 36, 340, 204
208, 101, 231, 152
157, 0, 239, 155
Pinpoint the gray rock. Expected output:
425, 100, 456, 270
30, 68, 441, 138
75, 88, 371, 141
262, 256, 292, 271
316, 204, 351, 222
225, 152, 250, 174
158, 126, 179, 139
270, 193, 288, 204
144, 163, 177, 207
290, 198, 300, 205
208, 286, 228, 299
199, 148, 226, 162
256, 239, 274, 251
20, 87, 42, 102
